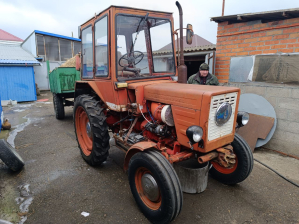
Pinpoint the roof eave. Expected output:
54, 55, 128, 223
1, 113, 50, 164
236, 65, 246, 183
211, 8, 299, 23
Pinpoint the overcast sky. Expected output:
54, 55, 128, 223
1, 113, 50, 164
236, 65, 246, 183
1, 0, 298, 44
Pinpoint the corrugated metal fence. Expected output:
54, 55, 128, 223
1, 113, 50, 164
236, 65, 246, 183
0, 66, 37, 102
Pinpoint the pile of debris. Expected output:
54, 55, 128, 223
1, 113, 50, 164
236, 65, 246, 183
59, 54, 78, 67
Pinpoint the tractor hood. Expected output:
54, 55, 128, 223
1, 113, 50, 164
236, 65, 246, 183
143, 82, 240, 110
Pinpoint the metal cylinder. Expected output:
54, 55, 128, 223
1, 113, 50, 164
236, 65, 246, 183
176, 1, 187, 83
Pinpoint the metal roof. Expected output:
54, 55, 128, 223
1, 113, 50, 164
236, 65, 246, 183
153, 44, 216, 55
0, 44, 40, 65
0, 29, 23, 42
159, 34, 214, 52
211, 8, 299, 23
34, 30, 81, 42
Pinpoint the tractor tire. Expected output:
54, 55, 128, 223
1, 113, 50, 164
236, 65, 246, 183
210, 133, 253, 185
53, 93, 65, 120
0, 139, 24, 171
128, 150, 182, 224
74, 94, 109, 166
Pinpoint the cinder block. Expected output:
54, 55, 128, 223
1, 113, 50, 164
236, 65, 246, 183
275, 108, 289, 120
278, 98, 299, 111
275, 119, 290, 132
288, 122, 299, 134
266, 87, 290, 98
288, 110, 299, 122
276, 119, 299, 134
271, 129, 299, 143
244, 85, 266, 96
264, 96, 277, 107
291, 88, 299, 99
264, 138, 299, 158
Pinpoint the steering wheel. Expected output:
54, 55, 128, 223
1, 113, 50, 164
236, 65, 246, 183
118, 51, 144, 68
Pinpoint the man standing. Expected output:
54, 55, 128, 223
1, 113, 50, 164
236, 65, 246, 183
187, 63, 219, 86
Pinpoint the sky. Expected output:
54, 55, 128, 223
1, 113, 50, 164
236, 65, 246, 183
1, 0, 298, 44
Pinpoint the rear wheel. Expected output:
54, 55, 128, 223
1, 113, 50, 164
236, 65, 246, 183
0, 139, 24, 171
53, 93, 65, 120
128, 150, 182, 224
74, 94, 109, 166
210, 133, 253, 185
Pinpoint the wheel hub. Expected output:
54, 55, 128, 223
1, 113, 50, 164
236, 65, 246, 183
141, 173, 159, 202
86, 122, 92, 138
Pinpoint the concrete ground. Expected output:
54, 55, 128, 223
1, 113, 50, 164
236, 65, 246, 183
0, 91, 298, 224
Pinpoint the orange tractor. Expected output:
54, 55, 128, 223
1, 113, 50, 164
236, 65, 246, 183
73, 2, 253, 223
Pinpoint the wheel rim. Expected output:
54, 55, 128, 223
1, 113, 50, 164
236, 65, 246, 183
75, 106, 93, 156
211, 157, 238, 174
135, 167, 161, 210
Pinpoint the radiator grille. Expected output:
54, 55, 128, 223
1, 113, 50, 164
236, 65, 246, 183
208, 92, 238, 141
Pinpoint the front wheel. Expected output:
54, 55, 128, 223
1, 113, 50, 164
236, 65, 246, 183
128, 150, 182, 224
209, 133, 253, 185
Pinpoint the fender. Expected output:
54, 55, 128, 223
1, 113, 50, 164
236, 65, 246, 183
75, 81, 105, 101
123, 141, 158, 171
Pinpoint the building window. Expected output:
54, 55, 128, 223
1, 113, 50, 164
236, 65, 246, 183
73, 41, 81, 55
45, 36, 59, 61
36, 35, 45, 58
60, 39, 72, 61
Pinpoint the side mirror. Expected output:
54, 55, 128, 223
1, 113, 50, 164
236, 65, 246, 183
186, 24, 194, 45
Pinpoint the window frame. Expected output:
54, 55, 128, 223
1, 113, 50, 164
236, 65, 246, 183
149, 19, 176, 73
115, 13, 176, 81
94, 14, 109, 78
81, 25, 94, 79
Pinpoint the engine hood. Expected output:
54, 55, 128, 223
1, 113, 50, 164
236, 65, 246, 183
144, 83, 240, 110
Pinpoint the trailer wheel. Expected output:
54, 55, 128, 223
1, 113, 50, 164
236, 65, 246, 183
128, 150, 182, 223
53, 93, 65, 120
74, 94, 109, 166
0, 139, 24, 171
210, 133, 253, 185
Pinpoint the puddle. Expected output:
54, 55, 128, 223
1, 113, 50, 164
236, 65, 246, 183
16, 104, 33, 108
0, 219, 13, 224
16, 184, 33, 224
13, 110, 25, 113
7, 116, 43, 148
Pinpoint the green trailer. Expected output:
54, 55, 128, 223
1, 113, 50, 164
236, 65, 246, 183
49, 67, 80, 119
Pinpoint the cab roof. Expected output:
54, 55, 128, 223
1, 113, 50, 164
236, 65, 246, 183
81, 5, 173, 26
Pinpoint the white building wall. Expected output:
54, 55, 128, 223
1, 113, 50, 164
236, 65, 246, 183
21, 32, 36, 56
34, 62, 48, 90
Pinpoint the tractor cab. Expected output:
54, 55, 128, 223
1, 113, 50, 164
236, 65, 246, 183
79, 6, 178, 83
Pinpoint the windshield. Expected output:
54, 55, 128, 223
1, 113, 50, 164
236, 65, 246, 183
116, 15, 175, 80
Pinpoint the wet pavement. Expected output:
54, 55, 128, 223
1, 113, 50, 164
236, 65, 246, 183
0, 91, 298, 224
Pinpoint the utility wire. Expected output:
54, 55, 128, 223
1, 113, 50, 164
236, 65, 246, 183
254, 158, 299, 188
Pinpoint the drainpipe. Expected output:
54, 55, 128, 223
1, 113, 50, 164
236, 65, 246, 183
176, 1, 187, 83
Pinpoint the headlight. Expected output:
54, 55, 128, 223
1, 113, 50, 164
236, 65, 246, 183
237, 111, 249, 127
215, 102, 232, 126
186, 126, 203, 144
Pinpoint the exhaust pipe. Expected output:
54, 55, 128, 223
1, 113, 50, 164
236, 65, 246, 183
176, 1, 187, 84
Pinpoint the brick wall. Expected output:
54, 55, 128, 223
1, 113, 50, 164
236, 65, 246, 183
215, 17, 299, 82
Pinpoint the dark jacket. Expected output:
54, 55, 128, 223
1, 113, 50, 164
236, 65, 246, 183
187, 72, 219, 86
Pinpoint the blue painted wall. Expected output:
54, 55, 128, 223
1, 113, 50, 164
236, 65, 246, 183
0, 66, 37, 102
0, 93, 2, 130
